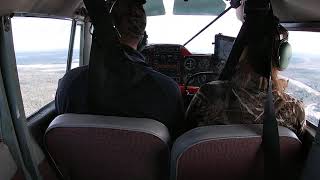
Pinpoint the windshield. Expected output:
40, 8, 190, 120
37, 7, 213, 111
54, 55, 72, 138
146, 1, 242, 54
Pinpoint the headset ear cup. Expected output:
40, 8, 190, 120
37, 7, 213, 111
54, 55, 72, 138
278, 42, 292, 71
137, 31, 148, 52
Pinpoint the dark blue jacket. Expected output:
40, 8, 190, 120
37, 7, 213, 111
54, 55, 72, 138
55, 45, 185, 138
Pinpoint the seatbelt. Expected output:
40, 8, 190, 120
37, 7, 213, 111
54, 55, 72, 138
263, 74, 280, 180
300, 122, 320, 180
83, 0, 147, 114
220, 0, 281, 179
83, 0, 124, 113
218, 21, 247, 81
247, 7, 281, 180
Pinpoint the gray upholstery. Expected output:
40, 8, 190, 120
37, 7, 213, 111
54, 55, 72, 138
46, 114, 170, 143
171, 125, 303, 180
0, 0, 82, 18
45, 114, 170, 180
0, 143, 18, 180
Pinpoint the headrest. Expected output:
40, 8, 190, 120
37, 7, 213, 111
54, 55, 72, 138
46, 114, 170, 143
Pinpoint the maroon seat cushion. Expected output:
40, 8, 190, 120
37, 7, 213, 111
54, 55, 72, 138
171, 125, 303, 180
45, 114, 170, 180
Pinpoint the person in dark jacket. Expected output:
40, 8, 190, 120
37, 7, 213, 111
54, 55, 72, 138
55, 1, 185, 139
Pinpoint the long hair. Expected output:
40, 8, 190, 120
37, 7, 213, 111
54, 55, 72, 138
232, 47, 287, 95
271, 68, 287, 93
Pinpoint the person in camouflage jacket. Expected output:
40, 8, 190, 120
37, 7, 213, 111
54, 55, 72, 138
186, 47, 306, 137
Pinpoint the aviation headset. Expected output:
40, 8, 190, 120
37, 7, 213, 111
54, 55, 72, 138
236, 1, 292, 71
274, 25, 292, 71
108, 0, 147, 51
137, 31, 148, 51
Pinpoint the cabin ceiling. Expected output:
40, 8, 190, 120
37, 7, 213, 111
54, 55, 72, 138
271, 0, 320, 22
0, 0, 83, 18
0, 0, 320, 23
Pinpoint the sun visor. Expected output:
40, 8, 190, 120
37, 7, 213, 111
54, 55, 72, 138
173, 0, 226, 16
144, 0, 165, 16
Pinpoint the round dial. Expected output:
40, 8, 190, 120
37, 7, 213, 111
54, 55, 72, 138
184, 58, 197, 71
198, 74, 207, 84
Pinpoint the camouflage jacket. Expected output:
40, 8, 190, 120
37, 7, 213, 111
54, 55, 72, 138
186, 80, 306, 136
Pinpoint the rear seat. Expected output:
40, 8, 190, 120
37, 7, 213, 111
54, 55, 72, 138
44, 114, 170, 180
170, 125, 303, 180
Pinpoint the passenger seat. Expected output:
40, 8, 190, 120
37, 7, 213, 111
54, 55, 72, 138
170, 125, 303, 180
44, 114, 170, 180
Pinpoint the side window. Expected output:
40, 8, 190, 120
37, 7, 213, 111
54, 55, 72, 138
11, 17, 80, 117
281, 31, 320, 126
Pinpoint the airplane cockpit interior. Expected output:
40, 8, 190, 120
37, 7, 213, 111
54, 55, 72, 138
1, 0, 320, 180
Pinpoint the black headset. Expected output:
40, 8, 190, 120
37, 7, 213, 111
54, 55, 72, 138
274, 25, 292, 71
137, 31, 148, 52
108, 0, 147, 52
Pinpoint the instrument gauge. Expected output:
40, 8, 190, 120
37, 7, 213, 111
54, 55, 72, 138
198, 75, 207, 84
184, 58, 196, 71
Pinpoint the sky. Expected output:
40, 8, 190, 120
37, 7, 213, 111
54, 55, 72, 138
10, 0, 320, 55
11, 17, 81, 52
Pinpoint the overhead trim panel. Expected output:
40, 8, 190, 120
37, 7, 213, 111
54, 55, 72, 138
173, 0, 226, 16
0, 0, 83, 18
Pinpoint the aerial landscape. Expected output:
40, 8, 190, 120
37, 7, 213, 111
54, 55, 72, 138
16, 50, 78, 116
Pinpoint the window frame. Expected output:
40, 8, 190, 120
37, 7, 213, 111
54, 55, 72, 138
281, 29, 320, 129
10, 13, 320, 132
11, 14, 85, 119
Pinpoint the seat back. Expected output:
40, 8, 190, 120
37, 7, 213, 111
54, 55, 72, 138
45, 114, 170, 180
171, 125, 303, 180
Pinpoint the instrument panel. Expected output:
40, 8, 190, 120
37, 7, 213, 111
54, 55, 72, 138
141, 35, 235, 87
142, 44, 183, 83
182, 55, 215, 86
142, 44, 216, 86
